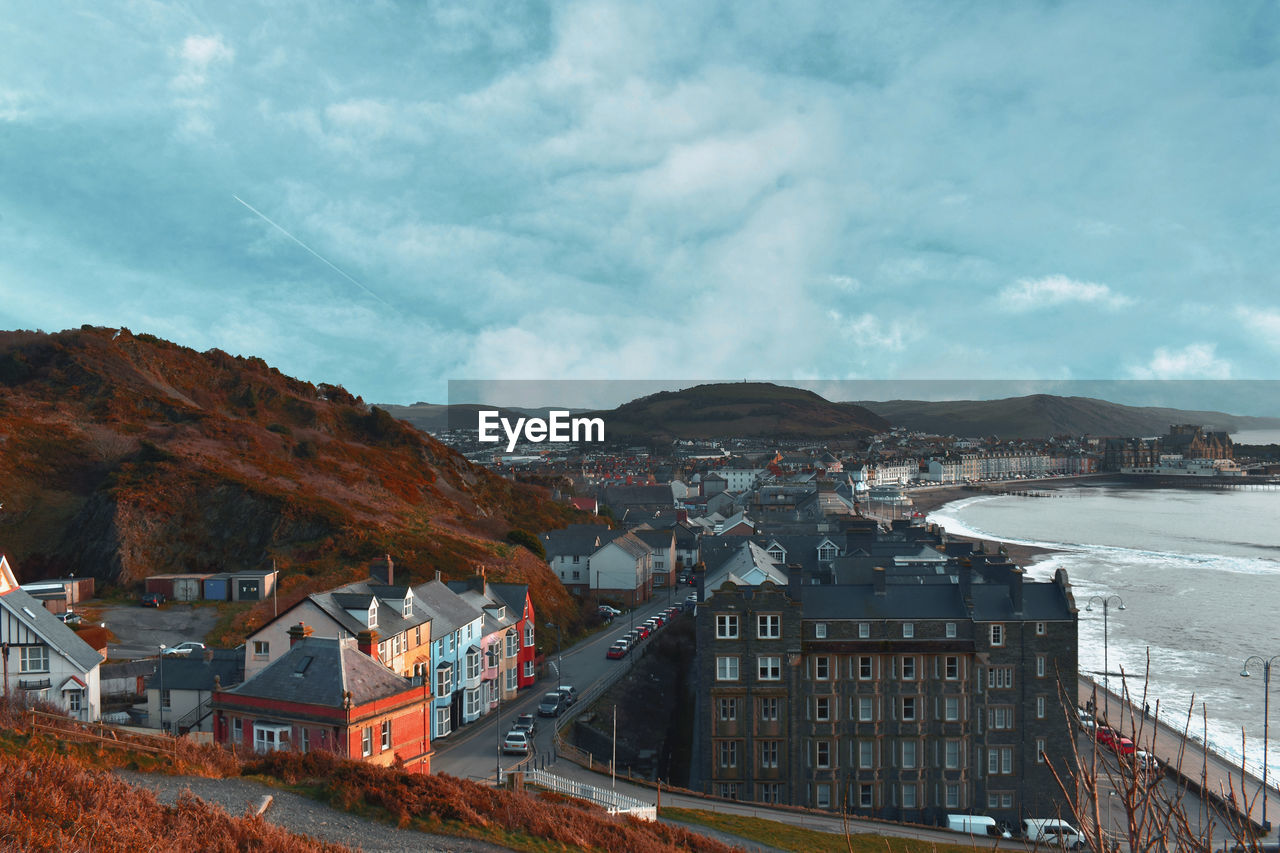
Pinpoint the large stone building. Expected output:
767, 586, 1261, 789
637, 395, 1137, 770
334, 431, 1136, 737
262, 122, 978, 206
693, 553, 1078, 826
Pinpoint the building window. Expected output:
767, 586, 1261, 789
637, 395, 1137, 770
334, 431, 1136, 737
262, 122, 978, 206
718, 698, 738, 721
464, 688, 481, 718
67, 691, 82, 713
902, 784, 917, 809
362, 726, 373, 757
1037, 738, 1046, 763
301, 728, 310, 753
988, 792, 1000, 808
230, 718, 243, 744
945, 739, 961, 769
1036, 621, 1046, 636
1003, 792, 1014, 808
435, 706, 451, 737
718, 740, 739, 768
571, 571, 580, 580
758, 656, 781, 681
506, 667, 518, 692
988, 667, 1014, 689
759, 783, 781, 804
814, 622, 827, 638
758, 614, 781, 639
1037, 696, 1046, 719
990, 624, 1004, 646
814, 740, 831, 769
858, 622, 870, 638
858, 697, 874, 721
716, 614, 739, 639
760, 740, 779, 769
901, 740, 917, 769
759, 697, 780, 721
19, 646, 49, 673
901, 696, 917, 721
858, 741, 874, 769
815, 783, 831, 808
506, 632, 519, 657
858, 656, 873, 680
944, 696, 960, 721
252, 641, 269, 659
815, 696, 831, 721
718, 783, 740, 799
523, 660, 534, 679
945, 783, 961, 808
902, 623, 914, 638
945, 622, 957, 638
717, 656, 740, 681
377, 719, 390, 750
1036, 655, 1046, 677
988, 747, 1013, 774
860, 784, 874, 808
990, 706, 1014, 729
466, 648, 481, 680
814, 656, 830, 680
945, 656, 959, 680
901, 656, 916, 680
437, 665, 452, 698
524, 623, 534, 647
254, 725, 290, 754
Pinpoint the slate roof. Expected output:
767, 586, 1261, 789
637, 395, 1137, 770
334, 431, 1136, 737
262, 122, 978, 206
603, 531, 651, 561
486, 583, 530, 617
0, 587, 103, 672
630, 528, 676, 550
540, 524, 621, 559
309, 580, 427, 641
801, 583, 969, 620
148, 648, 245, 692
225, 636, 416, 707
413, 579, 484, 637
599, 484, 675, 509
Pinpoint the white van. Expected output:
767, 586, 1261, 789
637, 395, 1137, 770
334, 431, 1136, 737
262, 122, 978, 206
946, 814, 1012, 838
1022, 818, 1085, 849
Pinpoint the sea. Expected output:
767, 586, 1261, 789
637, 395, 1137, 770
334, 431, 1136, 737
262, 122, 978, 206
927, 441, 1280, 780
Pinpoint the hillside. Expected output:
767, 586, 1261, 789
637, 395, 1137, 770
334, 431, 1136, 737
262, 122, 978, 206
596, 382, 889, 442
856, 394, 1280, 438
0, 327, 581, 633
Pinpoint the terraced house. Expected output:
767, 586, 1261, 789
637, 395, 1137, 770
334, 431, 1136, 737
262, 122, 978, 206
693, 555, 1078, 826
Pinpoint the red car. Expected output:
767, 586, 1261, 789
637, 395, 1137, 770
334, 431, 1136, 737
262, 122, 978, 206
1095, 728, 1136, 755
636, 625, 651, 640
606, 642, 629, 659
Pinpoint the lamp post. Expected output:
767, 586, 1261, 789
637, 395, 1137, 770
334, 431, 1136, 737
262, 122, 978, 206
1085, 594, 1126, 719
1241, 653, 1280, 832
545, 621, 562, 690
158, 645, 166, 734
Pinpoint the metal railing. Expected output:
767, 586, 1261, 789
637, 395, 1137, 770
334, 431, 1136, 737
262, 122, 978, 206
520, 768, 656, 820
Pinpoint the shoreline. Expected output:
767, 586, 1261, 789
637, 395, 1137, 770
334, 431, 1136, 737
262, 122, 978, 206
903, 475, 1114, 569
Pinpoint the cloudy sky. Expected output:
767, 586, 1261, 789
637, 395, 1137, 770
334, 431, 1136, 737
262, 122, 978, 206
2, 2, 1278, 405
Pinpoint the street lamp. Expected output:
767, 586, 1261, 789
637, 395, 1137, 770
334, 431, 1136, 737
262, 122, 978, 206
1085, 594, 1126, 718
157, 645, 166, 734
545, 621, 562, 690
1241, 653, 1280, 832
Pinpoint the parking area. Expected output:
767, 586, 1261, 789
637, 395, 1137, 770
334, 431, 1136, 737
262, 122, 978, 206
89, 601, 226, 661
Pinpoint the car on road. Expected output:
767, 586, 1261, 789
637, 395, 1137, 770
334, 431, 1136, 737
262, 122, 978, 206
1095, 727, 1135, 755
598, 605, 622, 617
140, 592, 165, 607
513, 713, 537, 736
537, 692, 565, 717
636, 625, 650, 640
606, 641, 629, 659
162, 641, 207, 657
556, 685, 578, 706
502, 731, 531, 755
1134, 749, 1160, 775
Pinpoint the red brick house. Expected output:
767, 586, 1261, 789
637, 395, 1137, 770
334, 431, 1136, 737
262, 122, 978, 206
212, 624, 432, 773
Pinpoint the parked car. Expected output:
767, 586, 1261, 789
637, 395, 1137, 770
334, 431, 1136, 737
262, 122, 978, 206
537, 692, 565, 717
162, 641, 207, 657
513, 713, 537, 737
556, 685, 578, 706
140, 592, 164, 607
606, 642, 629, 659
636, 625, 651, 640
1095, 727, 1136, 755
502, 730, 531, 755
56, 611, 84, 626
1134, 749, 1161, 774
598, 605, 622, 617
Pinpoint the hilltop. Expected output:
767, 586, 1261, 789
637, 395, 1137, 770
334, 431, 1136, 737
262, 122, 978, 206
856, 394, 1280, 438
590, 382, 889, 443
0, 327, 581, 635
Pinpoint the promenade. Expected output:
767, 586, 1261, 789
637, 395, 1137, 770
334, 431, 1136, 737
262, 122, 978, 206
1078, 674, 1279, 839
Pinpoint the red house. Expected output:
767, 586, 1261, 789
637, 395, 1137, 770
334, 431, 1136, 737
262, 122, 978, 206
486, 583, 537, 691
212, 624, 432, 773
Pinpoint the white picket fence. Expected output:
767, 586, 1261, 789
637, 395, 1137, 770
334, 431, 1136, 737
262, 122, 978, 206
519, 768, 656, 821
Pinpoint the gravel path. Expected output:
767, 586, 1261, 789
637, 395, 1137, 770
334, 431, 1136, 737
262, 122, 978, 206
115, 771, 516, 853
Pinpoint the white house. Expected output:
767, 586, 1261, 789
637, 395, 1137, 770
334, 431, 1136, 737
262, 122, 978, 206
0, 555, 103, 721
589, 531, 654, 604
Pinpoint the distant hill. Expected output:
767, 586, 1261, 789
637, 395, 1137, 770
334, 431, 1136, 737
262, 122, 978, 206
379, 402, 576, 434
595, 382, 889, 442
0, 327, 583, 639
856, 394, 1280, 438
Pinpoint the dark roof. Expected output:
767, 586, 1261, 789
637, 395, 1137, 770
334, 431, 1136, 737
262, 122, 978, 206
0, 587, 103, 672
540, 524, 621, 559
413, 578, 483, 636
148, 648, 245, 691
801, 584, 969, 620
225, 636, 415, 707
631, 528, 675, 549
487, 583, 530, 615
599, 484, 675, 509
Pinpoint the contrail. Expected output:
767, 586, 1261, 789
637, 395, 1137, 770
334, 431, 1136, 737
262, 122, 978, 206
233, 194, 389, 306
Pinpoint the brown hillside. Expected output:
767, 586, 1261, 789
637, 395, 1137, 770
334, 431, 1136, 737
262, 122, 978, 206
0, 327, 580, 633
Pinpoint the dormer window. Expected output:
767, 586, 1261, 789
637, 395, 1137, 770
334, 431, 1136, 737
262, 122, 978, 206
817, 542, 837, 561
367, 603, 378, 629
402, 597, 412, 618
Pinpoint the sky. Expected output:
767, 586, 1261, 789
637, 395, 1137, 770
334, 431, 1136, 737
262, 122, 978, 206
2, 2, 1279, 408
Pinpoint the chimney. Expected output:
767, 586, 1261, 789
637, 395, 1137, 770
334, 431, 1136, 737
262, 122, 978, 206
435, 570, 442, 583
676, 509, 688, 524
873, 566, 886, 596
357, 629, 379, 658
288, 622, 313, 647
1010, 567, 1025, 616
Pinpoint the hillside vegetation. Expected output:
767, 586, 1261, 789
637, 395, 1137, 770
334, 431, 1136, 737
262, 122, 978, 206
0, 327, 582, 637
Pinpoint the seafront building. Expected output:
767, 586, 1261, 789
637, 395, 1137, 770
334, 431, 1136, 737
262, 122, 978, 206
692, 542, 1078, 824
